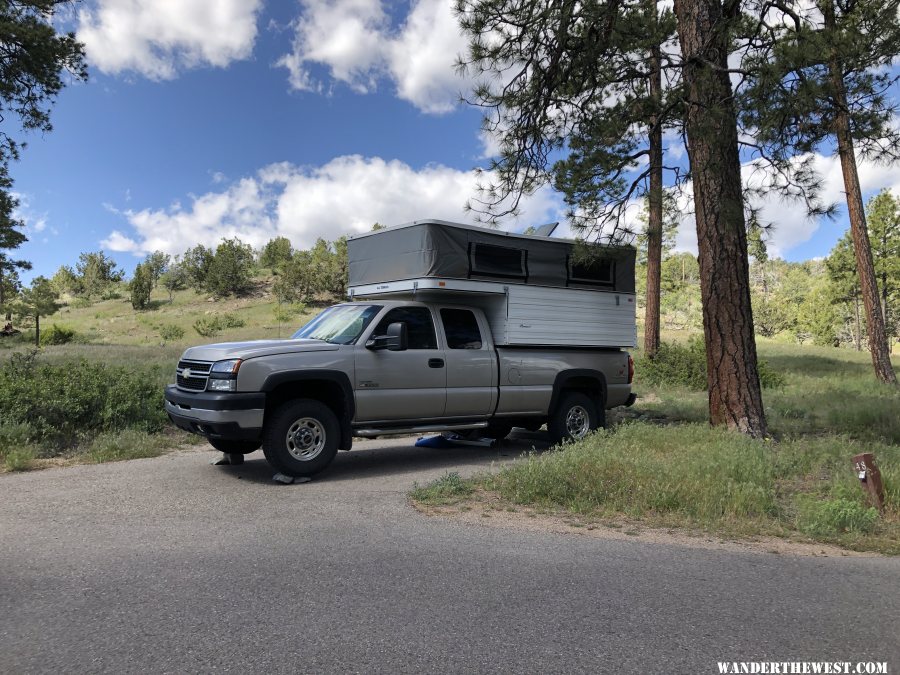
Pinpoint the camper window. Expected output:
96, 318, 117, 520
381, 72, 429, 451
568, 255, 615, 286
469, 243, 527, 279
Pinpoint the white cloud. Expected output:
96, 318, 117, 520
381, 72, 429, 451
101, 155, 564, 256
78, 0, 263, 79
12, 193, 51, 238
277, 0, 469, 113
671, 151, 900, 258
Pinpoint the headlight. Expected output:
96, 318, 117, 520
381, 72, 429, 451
207, 378, 237, 392
211, 359, 242, 374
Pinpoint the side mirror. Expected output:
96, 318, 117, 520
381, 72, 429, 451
385, 321, 408, 351
365, 322, 408, 351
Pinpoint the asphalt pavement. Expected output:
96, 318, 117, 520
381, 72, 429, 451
1, 435, 898, 674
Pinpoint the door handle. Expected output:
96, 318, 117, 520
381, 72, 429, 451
428, 358, 445, 368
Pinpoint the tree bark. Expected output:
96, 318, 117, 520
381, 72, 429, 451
825, 1, 897, 383
673, 0, 768, 437
35, 313, 40, 347
644, 34, 664, 359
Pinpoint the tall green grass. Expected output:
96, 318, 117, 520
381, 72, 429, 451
478, 424, 899, 552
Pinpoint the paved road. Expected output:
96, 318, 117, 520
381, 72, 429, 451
2, 435, 898, 674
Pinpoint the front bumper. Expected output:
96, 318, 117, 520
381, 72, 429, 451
164, 385, 265, 440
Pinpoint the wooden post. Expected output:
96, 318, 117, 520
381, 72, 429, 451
852, 452, 885, 513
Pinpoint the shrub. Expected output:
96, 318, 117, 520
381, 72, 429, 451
0, 422, 35, 454
219, 313, 245, 329
193, 317, 221, 337
193, 313, 245, 337
0, 417, 38, 471
0, 351, 168, 448
159, 323, 185, 342
636, 338, 785, 389
101, 288, 123, 301
40, 324, 76, 346
4, 446, 35, 472
636, 338, 707, 389
796, 497, 879, 536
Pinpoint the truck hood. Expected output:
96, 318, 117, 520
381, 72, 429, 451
181, 339, 340, 363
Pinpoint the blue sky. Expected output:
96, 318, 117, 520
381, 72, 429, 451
9, 0, 900, 282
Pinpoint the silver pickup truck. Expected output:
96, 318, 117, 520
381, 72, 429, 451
164, 300, 635, 477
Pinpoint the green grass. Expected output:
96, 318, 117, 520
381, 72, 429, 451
0, 275, 320, 351
85, 429, 176, 464
410, 472, 475, 505
414, 338, 900, 554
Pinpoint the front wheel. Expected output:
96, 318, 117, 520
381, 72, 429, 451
548, 392, 601, 446
262, 399, 339, 477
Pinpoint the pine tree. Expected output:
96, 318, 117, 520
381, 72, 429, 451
827, 232, 864, 350
0, 2, 86, 289
456, 0, 682, 359
129, 263, 153, 310
739, 0, 900, 383
260, 237, 294, 271
457, 0, 769, 435
75, 251, 124, 298
865, 190, 900, 345
17, 276, 60, 347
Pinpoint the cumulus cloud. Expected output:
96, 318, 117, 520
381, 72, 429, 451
78, 0, 263, 79
12, 193, 51, 239
671, 152, 900, 258
101, 156, 564, 256
277, 0, 468, 113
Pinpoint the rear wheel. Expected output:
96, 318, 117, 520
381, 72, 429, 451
209, 439, 261, 455
262, 399, 339, 477
548, 392, 601, 445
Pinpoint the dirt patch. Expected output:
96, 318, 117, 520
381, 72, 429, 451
411, 491, 880, 558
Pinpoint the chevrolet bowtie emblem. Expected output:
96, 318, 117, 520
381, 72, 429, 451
183, 369, 192, 379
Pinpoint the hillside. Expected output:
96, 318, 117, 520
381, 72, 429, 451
4, 273, 321, 350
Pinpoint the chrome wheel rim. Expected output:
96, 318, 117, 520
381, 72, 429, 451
285, 417, 326, 461
565, 405, 591, 439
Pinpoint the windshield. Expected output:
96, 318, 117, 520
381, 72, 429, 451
291, 304, 382, 345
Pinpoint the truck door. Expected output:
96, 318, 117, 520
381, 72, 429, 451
439, 307, 497, 418
354, 306, 447, 422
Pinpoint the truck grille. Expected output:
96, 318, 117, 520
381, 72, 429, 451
176, 360, 213, 391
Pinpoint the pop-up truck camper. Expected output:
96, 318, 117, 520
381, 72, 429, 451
165, 220, 637, 478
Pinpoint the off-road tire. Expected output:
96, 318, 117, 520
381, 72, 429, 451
548, 392, 601, 446
262, 399, 339, 478
209, 439, 261, 455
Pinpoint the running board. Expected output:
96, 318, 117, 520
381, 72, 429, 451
354, 422, 489, 438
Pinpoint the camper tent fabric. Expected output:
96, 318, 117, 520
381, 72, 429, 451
347, 221, 636, 293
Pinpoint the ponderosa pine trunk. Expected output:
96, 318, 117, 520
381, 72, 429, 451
644, 36, 664, 359
825, 2, 897, 383
34, 313, 40, 347
673, 0, 768, 437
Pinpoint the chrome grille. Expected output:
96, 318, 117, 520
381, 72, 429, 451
176, 360, 213, 391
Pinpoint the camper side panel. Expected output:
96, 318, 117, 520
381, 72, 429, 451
504, 285, 636, 348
